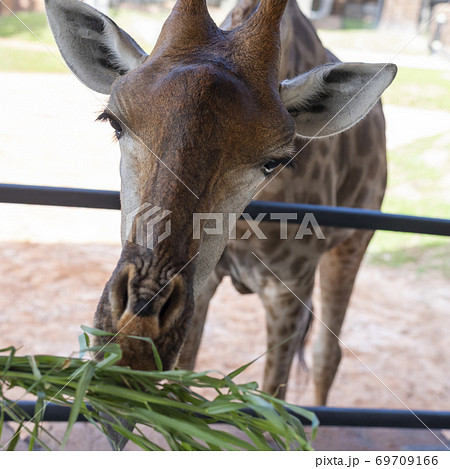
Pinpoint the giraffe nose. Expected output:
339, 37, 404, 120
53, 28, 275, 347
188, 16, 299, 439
133, 275, 188, 327
109, 262, 188, 330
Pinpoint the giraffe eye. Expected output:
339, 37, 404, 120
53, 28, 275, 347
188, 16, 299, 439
108, 118, 123, 139
262, 156, 295, 176
263, 160, 281, 175
97, 111, 124, 140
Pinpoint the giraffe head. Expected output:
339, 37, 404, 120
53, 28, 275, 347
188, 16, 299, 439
46, 0, 396, 370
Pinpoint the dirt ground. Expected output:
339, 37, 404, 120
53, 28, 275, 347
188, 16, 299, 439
0, 34, 450, 450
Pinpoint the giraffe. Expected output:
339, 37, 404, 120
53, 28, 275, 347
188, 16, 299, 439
45, 0, 396, 406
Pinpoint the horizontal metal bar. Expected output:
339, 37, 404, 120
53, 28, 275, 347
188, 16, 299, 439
2, 401, 89, 423
292, 406, 450, 430
0, 183, 120, 210
3, 401, 450, 430
0, 183, 449, 236
247, 201, 450, 236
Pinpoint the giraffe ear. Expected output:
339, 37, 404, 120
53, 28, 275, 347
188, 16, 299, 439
45, 0, 148, 94
280, 62, 397, 138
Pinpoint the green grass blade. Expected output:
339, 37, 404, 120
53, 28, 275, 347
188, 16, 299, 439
80, 325, 116, 337
0, 346, 16, 375
78, 333, 90, 359
28, 393, 44, 451
6, 422, 23, 451
61, 362, 96, 449
0, 405, 4, 442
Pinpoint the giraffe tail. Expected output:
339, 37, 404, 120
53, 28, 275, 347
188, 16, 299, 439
295, 306, 314, 384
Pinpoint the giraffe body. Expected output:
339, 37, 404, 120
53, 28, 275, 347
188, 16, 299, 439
179, 0, 388, 405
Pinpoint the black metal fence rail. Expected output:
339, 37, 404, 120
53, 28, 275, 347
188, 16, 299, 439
1, 183, 449, 236
4, 401, 450, 430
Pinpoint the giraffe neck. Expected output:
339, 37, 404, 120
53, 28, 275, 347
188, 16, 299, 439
222, 0, 332, 80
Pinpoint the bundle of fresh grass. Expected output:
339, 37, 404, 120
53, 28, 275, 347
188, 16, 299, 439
0, 327, 318, 451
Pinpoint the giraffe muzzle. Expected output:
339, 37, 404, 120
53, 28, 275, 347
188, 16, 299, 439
94, 247, 195, 370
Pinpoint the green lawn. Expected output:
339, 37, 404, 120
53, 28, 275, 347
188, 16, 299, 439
0, 9, 161, 73
0, 11, 67, 72
0, 44, 67, 73
383, 67, 450, 112
367, 132, 450, 277
0, 12, 54, 43
0, 9, 165, 46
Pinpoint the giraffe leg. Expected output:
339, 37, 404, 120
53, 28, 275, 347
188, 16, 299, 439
259, 268, 315, 399
313, 230, 374, 405
177, 268, 223, 370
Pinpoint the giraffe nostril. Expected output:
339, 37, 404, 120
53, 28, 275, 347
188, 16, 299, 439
159, 276, 186, 329
109, 265, 132, 319
121, 283, 129, 314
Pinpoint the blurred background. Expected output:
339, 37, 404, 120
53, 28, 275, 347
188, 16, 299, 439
0, 0, 449, 450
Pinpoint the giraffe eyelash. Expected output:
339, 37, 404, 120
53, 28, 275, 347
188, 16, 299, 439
97, 111, 124, 141
96, 111, 111, 122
